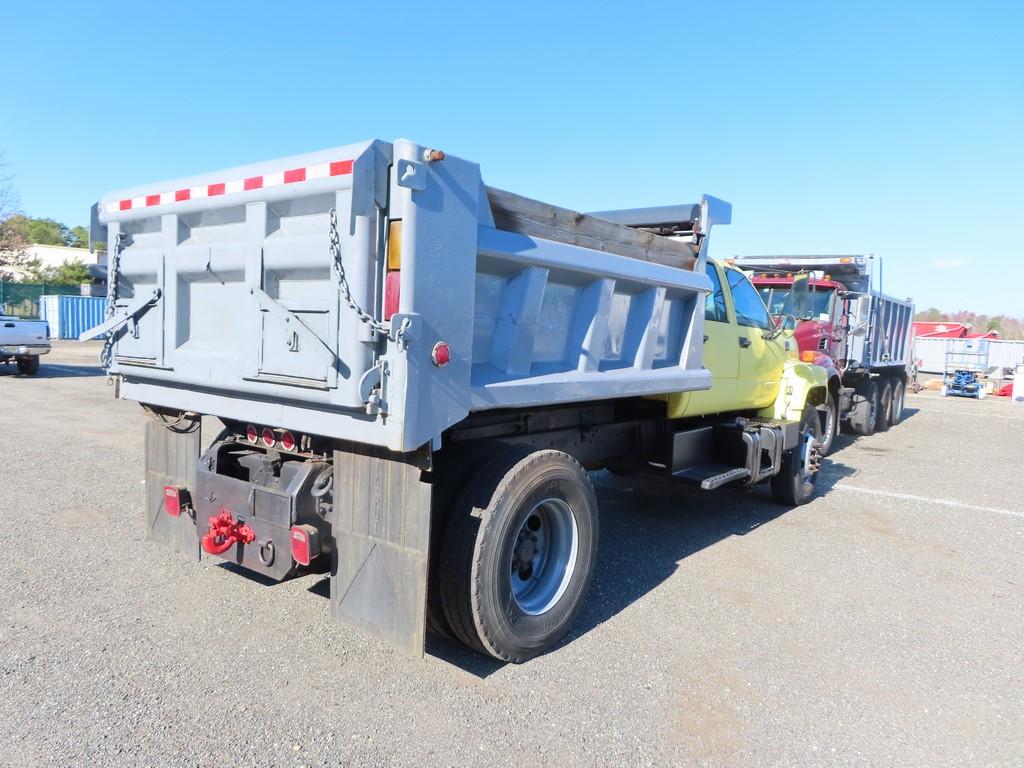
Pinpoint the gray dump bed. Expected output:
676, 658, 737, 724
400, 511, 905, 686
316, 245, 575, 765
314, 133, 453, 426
89, 139, 729, 451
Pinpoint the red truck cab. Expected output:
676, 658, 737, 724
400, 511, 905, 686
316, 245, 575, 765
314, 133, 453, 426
753, 274, 845, 366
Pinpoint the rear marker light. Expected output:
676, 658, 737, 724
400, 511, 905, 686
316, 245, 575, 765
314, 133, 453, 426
261, 427, 276, 448
431, 341, 451, 367
290, 525, 320, 566
163, 485, 189, 517
384, 271, 401, 320
246, 424, 258, 443
280, 430, 296, 451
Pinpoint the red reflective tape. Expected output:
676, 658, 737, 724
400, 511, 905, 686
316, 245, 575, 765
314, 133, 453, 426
175, 188, 191, 201
283, 167, 306, 183
330, 160, 353, 176
244, 175, 263, 190
146, 194, 161, 207
208, 182, 226, 196
119, 199, 132, 211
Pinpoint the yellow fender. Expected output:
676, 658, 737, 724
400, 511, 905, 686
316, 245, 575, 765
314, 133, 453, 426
756, 360, 828, 422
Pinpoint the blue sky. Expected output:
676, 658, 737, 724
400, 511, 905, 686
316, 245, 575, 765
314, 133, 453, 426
2, 1, 1021, 314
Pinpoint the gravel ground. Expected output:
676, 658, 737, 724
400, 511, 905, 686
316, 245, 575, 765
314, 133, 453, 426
1, 342, 1022, 768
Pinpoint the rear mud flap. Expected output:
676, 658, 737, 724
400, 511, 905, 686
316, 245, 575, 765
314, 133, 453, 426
330, 443, 432, 657
144, 415, 202, 560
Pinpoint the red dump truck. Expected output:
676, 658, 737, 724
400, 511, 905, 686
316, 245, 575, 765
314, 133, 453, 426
733, 255, 914, 454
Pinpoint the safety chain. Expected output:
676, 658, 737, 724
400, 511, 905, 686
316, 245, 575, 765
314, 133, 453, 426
99, 232, 127, 370
329, 208, 411, 347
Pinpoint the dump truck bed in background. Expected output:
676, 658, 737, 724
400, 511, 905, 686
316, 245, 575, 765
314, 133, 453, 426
89, 139, 729, 452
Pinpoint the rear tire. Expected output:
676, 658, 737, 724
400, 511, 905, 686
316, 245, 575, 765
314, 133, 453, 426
439, 447, 599, 662
889, 381, 905, 426
876, 380, 893, 432
848, 379, 878, 436
16, 356, 39, 375
771, 404, 823, 506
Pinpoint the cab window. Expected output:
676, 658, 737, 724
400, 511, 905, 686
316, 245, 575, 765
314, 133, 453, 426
726, 269, 774, 330
704, 263, 728, 323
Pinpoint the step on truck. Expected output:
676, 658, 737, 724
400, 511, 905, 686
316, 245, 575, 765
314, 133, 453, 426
735, 255, 914, 454
84, 139, 828, 661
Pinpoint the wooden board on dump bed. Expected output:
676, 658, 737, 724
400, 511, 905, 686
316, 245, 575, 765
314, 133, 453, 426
486, 187, 698, 271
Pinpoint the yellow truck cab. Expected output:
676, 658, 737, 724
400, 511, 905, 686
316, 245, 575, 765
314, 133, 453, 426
669, 259, 826, 426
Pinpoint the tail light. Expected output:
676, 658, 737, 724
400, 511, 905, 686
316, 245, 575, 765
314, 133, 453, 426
246, 424, 258, 443
261, 427, 276, 448
384, 271, 401, 321
431, 341, 451, 367
384, 219, 402, 320
290, 525, 320, 566
163, 485, 189, 517
280, 430, 296, 451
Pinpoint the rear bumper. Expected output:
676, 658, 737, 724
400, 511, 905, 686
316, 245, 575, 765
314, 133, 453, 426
0, 344, 50, 357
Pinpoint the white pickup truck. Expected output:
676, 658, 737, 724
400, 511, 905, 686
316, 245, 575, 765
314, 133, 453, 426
0, 316, 50, 375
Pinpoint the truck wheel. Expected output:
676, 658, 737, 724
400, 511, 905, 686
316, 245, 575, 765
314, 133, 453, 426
771, 404, 823, 506
848, 379, 878, 436
16, 356, 40, 375
817, 392, 838, 456
889, 381, 905, 426
439, 447, 599, 662
876, 380, 893, 432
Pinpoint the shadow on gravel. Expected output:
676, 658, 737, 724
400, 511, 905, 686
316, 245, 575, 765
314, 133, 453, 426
0, 363, 104, 379
416, 457, 859, 678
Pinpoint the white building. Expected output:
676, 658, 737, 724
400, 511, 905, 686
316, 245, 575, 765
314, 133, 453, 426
24, 243, 105, 269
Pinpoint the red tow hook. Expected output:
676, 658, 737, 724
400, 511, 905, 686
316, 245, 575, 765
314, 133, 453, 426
201, 509, 256, 555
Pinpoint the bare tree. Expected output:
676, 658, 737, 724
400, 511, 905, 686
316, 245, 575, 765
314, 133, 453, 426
0, 153, 32, 279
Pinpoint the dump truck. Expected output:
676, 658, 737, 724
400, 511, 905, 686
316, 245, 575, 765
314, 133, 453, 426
84, 139, 828, 661
734, 255, 914, 454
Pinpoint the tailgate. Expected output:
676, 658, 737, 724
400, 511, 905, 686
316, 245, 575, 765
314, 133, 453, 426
97, 141, 391, 415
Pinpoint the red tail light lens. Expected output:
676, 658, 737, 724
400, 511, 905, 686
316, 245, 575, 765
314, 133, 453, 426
246, 424, 258, 443
431, 341, 451, 367
261, 427, 276, 448
280, 430, 296, 451
290, 525, 320, 566
384, 270, 401, 321
163, 485, 188, 517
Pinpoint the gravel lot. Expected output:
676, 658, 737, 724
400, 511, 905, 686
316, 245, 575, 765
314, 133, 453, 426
2, 342, 1021, 768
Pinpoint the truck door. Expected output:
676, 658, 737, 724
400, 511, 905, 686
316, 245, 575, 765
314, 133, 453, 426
726, 267, 787, 408
674, 262, 738, 416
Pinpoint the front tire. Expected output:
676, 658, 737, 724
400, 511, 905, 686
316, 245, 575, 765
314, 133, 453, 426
771, 404, 823, 506
817, 391, 838, 456
439, 447, 599, 662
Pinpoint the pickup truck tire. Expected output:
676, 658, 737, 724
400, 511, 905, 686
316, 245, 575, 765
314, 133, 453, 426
817, 392, 838, 456
16, 356, 40, 375
890, 381, 905, 426
771, 403, 823, 506
847, 379, 878, 436
876, 380, 893, 432
439, 447, 599, 662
